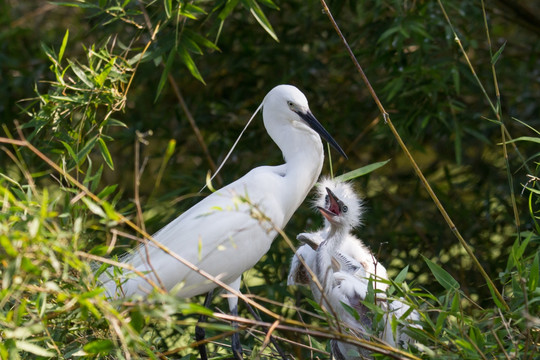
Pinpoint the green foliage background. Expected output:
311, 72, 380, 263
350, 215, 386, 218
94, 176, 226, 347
0, 0, 539, 358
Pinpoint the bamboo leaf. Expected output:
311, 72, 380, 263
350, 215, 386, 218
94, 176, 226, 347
529, 252, 539, 292
95, 57, 116, 88
242, 0, 279, 42
394, 265, 409, 285
423, 256, 460, 291
97, 138, 114, 170
177, 45, 206, 84
16, 341, 55, 357
164, 0, 172, 18
501, 136, 540, 145
491, 41, 506, 65
84, 339, 114, 354
67, 59, 95, 88
155, 51, 176, 102
335, 159, 391, 182
81, 197, 106, 218
58, 29, 69, 64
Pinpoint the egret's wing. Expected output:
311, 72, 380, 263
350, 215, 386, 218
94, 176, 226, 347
287, 243, 317, 286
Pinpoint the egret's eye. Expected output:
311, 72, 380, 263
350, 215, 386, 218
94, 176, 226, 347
287, 101, 295, 109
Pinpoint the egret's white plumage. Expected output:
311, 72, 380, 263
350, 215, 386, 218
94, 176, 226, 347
288, 178, 387, 292
100, 85, 346, 304
288, 178, 420, 358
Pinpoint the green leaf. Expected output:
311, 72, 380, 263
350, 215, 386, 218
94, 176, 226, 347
95, 57, 116, 88
486, 280, 506, 310
83, 339, 114, 354
423, 256, 460, 291
529, 252, 539, 292
155, 51, 175, 102
491, 41, 506, 65
97, 138, 114, 170
218, 0, 240, 21
60, 141, 77, 161
394, 265, 409, 285
184, 29, 220, 52
242, 0, 279, 42
177, 45, 206, 84
501, 136, 540, 145
97, 184, 118, 199
340, 301, 360, 321
76, 136, 98, 165
67, 59, 95, 88
58, 29, 69, 63
81, 197, 106, 218
335, 159, 391, 182
164, 0, 172, 18
16, 341, 55, 357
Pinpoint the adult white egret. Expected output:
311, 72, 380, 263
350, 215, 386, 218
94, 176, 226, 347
289, 178, 420, 358
100, 85, 346, 358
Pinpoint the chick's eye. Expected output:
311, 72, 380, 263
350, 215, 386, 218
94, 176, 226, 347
342, 205, 348, 213
324, 195, 330, 205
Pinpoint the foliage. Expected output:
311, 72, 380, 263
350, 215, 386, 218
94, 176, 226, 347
1, 0, 539, 358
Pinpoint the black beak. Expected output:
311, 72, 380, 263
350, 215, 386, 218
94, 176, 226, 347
298, 111, 347, 159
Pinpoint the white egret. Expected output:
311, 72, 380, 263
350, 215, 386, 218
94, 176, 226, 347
289, 178, 420, 358
100, 85, 346, 358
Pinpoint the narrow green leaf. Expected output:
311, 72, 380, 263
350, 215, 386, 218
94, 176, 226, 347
242, 0, 279, 42
155, 50, 175, 102
102, 200, 120, 221
95, 57, 116, 87
341, 301, 360, 321
97, 184, 118, 199
177, 45, 206, 84
81, 197, 106, 218
16, 341, 55, 357
258, 0, 279, 10
184, 29, 220, 52
393, 265, 409, 285
97, 138, 114, 170
58, 29, 69, 63
218, 0, 240, 21
60, 141, 77, 161
501, 136, 540, 145
67, 59, 94, 88
335, 159, 391, 182
76, 136, 98, 165
423, 256, 460, 291
486, 279, 505, 310
83, 339, 114, 354
164, 0, 172, 18
529, 252, 539, 292
491, 41, 506, 65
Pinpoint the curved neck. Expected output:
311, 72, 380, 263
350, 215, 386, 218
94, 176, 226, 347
271, 124, 325, 219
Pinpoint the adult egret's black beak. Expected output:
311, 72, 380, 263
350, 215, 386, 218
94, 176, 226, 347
298, 110, 347, 159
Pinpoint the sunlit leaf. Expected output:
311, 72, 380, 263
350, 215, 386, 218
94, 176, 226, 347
423, 256, 460, 291
58, 29, 69, 63
242, 0, 279, 42
177, 45, 206, 84
335, 159, 391, 182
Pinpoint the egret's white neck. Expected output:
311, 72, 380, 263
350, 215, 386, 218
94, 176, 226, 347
269, 123, 325, 219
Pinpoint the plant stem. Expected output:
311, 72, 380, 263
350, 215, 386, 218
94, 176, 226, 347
319, 0, 509, 311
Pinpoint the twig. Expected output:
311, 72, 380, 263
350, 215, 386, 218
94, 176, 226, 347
319, 0, 509, 311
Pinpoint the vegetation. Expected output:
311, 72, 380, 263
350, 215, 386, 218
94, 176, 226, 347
1, 0, 538, 358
